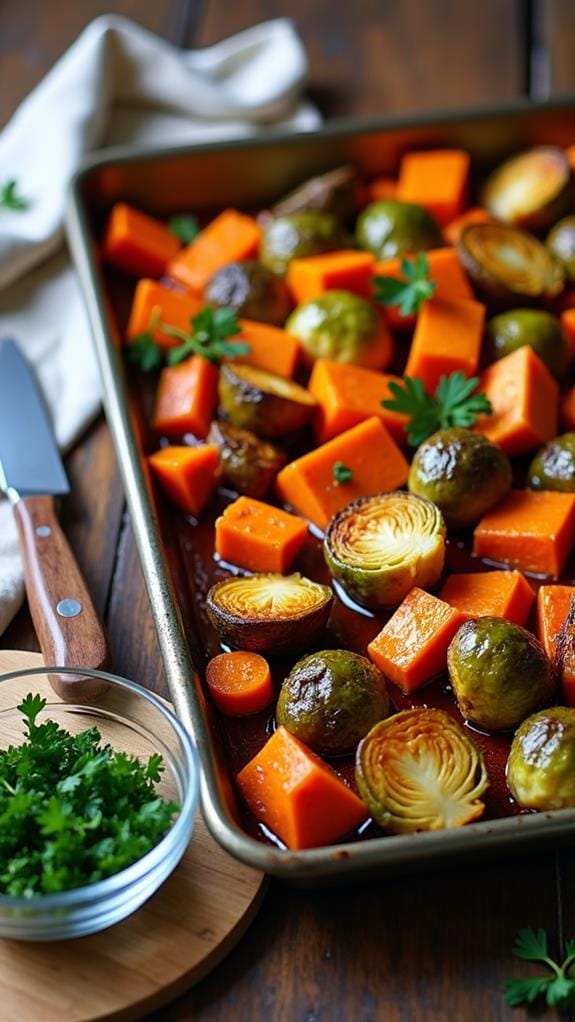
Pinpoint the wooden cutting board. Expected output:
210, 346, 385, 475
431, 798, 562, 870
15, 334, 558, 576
0, 650, 266, 1022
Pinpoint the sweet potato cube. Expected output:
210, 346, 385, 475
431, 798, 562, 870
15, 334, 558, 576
224, 320, 300, 379
236, 726, 368, 850
536, 584, 575, 660
405, 297, 485, 393
153, 355, 219, 439
374, 247, 474, 330
475, 346, 558, 456
396, 149, 470, 225
367, 587, 465, 693
286, 251, 375, 304
126, 279, 203, 350
473, 490, 575, 577
439, 570, 535, 626
167, 209, 261, 293
215, 496, 308, 573
148, 445, 219, 516
102, 203, 181, 277
308, 359, 408, 445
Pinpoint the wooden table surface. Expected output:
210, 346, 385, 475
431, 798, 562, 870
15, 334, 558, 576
2, 2, 575, 1018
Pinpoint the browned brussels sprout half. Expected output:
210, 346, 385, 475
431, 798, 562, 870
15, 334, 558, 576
206, 573, 333, 653
218, 363, 317, 438
276, 649, 390, 756
207, 421, 286, 498
507, 706, 575, 810
482, 146, 571, 232
528, 432, 575, 493
271, 165, 359, 222
457, 222, 564, 310
204, 260, 291, 326
285, 290, 390, 369
547, 215, 575, 284
355, 708, 489, 833
484, 309, 570, 380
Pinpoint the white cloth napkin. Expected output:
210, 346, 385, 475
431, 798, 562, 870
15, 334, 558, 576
0, 14, 321, 636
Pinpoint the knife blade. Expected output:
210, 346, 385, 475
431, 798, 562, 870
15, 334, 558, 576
0, 339, 109, 699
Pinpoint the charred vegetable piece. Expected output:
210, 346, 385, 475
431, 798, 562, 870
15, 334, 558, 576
447, 617, 556, 732
218, 363, 317, 438
207, 421, 286, 498
356, 199, 443, 260
457, 222, 564, 310
260, 211, 348, 276
547, 215, 575, 283
356, 708, 489, 833
482, 146, 570, 232
271, 165, 359, 222
554, 594, 575, 704
206, 573, 333, 653
408, 427, 512, 527
204, 260, 291, 326
285, 290, 392, 369
484, 309, 570, 381
507, 706, 575, 810
528, 433, 575, 493
276, 650, 390, 756
324, 491, 446, 609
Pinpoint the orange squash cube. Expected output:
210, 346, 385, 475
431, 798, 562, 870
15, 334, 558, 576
286, 251, 375, 304
396, 149, 470, 226
215, 496, 308, 573
308, 359, 408, 445
536, 584, 575, 661
374, 247, 474, 330
102, 203, 181, 277
153, 355, 219, 440
224, 320, 300, 379
167, 209, 261, 293
439, 570, 535, 626
475, 346, 559, 456
405, 297, 485, 394
148, 445, 219, 516
473, 490, 575, 577
126, 279, 203, 350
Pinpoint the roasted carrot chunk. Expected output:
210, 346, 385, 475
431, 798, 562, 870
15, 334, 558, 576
439, 570, 535, 626
286, 251, 375, 304
148, 444, 219, 515
153, 355, 219, 439
475, 346, 558, 456
562, 386, 575, 431
473, 490, 575, 577
536, 585, 575, 661
405, 297, 485, 393
215, 496, 308, 573
224, 320, 300, 379
396, 149, 470, 226
374, 247, 474, 329
561, 308, 575, 356
102, 203, 180, 277
367, 177, 397, 202
443, 207, 494, 246
167, 209, 261, 293
308, 359, 408, 445
205, 651, 274, 716
126, 279, 203, 350
236, 725, 368, 850
275, 416, 410, 531
367, 587, 466, 693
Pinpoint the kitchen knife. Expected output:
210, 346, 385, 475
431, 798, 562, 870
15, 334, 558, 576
0, 339, 109, 698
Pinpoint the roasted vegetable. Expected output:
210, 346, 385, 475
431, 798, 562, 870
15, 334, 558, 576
260, 211, 348, 276
206, 573, 333, 653
355, 708, 489, 833
547, 215, 575, 283
207, 421, 286, 498
482, 146, 570, 232
204, 260, 290, 326
285, 291, 392, 369
271, 165, 359, 222
215, 496, 308, 574
473, 488, 575, 577
218, 363, 317, 438
408, 427, 512, 527
324, 491, 446, 609
355, 199, 443, 260
528, 433, 575, 493
484, 309, 570, 381
457, 222, 564, 310
507, 706, 575, 810
276, 650, 390, 756
447, 617, 556, 732
475, 345, 559, 457
168, 209, 261, 293
205, 651, 274, 717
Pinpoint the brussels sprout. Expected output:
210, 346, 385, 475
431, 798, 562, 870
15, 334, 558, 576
507, 707, 575, 810
355, 708, 489, 832
408, 428, 512, 528
355, 199, 443, 260
218, 363, 317, 438
207, 573, 333, 654
528, 432, 575, 493
484, 309, 570, 380
285, 291, 391, 369
260, 211, 348, 276
447, 617, 556, 732
482, 146, 571, 233
547, 215, 575, 284
324, 491, 446, 609
457, 222, 564, 310
276, 649, 390, 756
204, 260, 290, 326
207, 421, 286, 498
271, 165, 359, 222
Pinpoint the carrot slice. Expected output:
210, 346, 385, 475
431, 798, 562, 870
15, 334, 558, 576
236, 725, 368, 850
473, 489, 575, 577
374, 247, 475, 330
167, 209, 261, 293
405, 296, 485, 393
224, 320, 300, 379
102, 203, 180, 277
286, 251, 375, 304
475, 346, 558, 456
215, 496, 308, 573
148, 444, 219, 515
308, 359, 408, 445
396, 149, 470, 226
205, 651, 274, 716
443, 207, 494, 246
536, 584, 575, 661
126, 279, 203, 351
152, 355, 219, 440
439, 570, 535, 625
367, 587, 466, 693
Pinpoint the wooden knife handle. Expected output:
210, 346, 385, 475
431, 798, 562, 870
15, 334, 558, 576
13, 494, 110, 701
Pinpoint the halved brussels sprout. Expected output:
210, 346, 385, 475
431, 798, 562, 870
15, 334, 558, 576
260, 211, 348, 276
218, 363, 317, 438
355, 199, 443, 259
204, 260, 290, 326
507, 707, 575, 810
447, 617, 556, 732
457, 222, 564, 310
355, 708, 489, 833
547, 215, 575, 284
207, 421, 286, 498
285, 291, 391, 369
528, 432, 575, 492
324, 491, 446, 609
271, 165, 359, 222
484, 309, 570, 380
482, 146, 571, 232
206, 572, 333, 653
276, 649, 390, 756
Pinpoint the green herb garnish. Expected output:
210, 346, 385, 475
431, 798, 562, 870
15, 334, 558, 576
382, 371, 492, 446
505, 928, 575, 1010
0, 693, 179, 897
333, 461, 353, 484
127, 305, 250, 372
128, 307, 164, 372
0, 179, 29, 212
168, 214, 200, 244
374, 252, 436, 317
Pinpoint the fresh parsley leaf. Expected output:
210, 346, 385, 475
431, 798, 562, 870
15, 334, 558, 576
381, 371, 492, 446
504, 977, 550, 1006
18, 693, 46, 733
504, 928, 575, 1011
333, 461, 353, 484
513, 927, 549, 961
166, 306, 249, 366
127, 331, 163, 372
0, 179, 29, 211
373, 252, 436, 317
168, 214, 200, 245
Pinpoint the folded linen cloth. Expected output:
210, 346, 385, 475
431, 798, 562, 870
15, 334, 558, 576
0, 14, 320, 636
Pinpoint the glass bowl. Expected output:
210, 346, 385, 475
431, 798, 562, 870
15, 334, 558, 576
0, 666, 199, 941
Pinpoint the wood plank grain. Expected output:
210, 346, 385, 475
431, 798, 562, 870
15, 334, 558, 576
537, 0, 575, 95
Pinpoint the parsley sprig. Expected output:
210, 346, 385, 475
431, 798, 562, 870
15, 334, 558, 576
382, 371, 492, 446
374, 252, 436, 317
128, 305, 250, 372
0, 179, 29, 212
505, 928, 575, 1010
168, 214, 200, 244
333, 461, 353, 484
